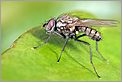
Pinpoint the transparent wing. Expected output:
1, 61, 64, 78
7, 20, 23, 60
80, 19, 119, 27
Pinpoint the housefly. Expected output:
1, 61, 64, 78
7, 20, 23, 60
33, 14, 118, 78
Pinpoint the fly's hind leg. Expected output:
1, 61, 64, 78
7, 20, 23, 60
75, 34, 101, 78
96, 41, 106, 61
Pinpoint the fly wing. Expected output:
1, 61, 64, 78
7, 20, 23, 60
80, 19, 119, 27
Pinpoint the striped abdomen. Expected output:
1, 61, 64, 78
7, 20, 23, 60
79, 26, 102, 41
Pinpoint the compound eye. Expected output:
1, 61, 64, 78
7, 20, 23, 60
46, 18, 55, 31
47, 19, 55, 29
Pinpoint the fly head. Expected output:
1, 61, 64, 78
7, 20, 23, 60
43, 18, 56, 33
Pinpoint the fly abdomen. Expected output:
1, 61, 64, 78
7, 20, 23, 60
79, 26, 102, 41
91, 31, 102, 41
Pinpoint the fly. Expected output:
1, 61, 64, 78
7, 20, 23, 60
33, 14, 118, 78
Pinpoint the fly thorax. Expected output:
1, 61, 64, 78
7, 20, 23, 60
62, 29, 70, 36
56, 21, 67, 27
56, 15, 79, 27
58, 15, 79, 23
56, 20, 70, 36
69, 26, 75, 32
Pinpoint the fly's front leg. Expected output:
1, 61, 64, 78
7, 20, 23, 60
57, 37, 70, 62
96, 41, 106, 61
33, 34, 51, 49
75, 35, 101, 78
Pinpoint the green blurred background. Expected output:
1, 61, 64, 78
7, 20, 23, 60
1, 1, 121, 53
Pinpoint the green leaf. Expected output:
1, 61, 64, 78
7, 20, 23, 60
2, 11, 120, 80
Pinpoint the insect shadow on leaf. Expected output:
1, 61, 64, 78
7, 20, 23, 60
64, 51, 95, 76
31, 26, 87, 51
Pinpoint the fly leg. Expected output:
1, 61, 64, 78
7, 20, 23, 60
96, 41, 106, 61
57, 37, 70, 62
75, 34, 86, 39
33, 35, 51, 49
75, 35, 101, 78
